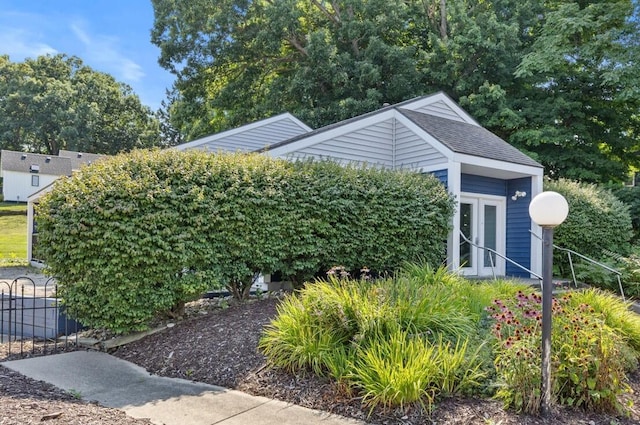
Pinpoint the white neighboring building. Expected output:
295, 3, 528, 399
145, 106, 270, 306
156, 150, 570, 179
1, 150, 72, 202
1, 150, 107, 202
0, 149, 108, 265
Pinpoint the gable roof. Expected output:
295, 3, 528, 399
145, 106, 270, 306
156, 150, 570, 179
174, 113, 313, 153
397, 109, 541, 168
261, 93, 542, 170
58, 150, 107, 170
0, 150, 72, 176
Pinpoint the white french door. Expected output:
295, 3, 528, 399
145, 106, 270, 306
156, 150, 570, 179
459, 195, 505, 276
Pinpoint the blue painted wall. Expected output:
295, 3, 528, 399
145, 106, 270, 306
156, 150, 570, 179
461, 174, 532, 277
430, 169, 448, 187
506, 178, 532, 277
461, 174, 506, 196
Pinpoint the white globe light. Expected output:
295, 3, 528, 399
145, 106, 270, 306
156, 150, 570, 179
529, 191, 569, 227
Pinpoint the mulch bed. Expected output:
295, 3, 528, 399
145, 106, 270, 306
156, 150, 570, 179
2, 295, 640, 424
113, 296, 640, 425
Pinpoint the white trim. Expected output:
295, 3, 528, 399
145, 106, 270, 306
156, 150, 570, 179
173, 113, 312, 151
458, 193, 506, 277
529, 175, 545, 277
448, 162, 462, 271
457, 153, 544, 178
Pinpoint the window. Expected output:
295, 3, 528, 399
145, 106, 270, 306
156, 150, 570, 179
31, 175, 39, 187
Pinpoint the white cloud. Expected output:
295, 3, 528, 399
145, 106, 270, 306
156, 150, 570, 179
0, 28, 58, 60
70, 21, 145, 83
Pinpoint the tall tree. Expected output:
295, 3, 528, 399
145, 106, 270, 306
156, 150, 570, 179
152, 0, 427, 138
152, 0, 640, 182
0, 54, 161, 155
511, 0, 640, 182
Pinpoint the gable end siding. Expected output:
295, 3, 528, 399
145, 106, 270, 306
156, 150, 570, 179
394, 121, 447, 170
413, 100, 467, 123
506, 177, 533, 277
288, 119, 394, 168
200, 119, 309, 152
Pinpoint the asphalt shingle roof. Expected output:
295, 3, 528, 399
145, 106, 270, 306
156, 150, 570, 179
0, 150, 72, 176
398, 109, 542, 168
58, 150, 107, 170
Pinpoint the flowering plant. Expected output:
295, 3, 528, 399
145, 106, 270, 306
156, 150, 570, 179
487, 290, 631, 414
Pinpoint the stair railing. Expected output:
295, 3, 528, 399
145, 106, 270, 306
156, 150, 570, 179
530, 231, 625, 300
459, 231, 543, 286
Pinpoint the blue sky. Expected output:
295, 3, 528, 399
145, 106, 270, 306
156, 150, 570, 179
0, 0, 175, 110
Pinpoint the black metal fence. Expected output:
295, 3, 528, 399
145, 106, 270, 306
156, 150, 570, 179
0, 276, 81, 358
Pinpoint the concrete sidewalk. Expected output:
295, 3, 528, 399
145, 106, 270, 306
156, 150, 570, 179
4, 351, 364, 425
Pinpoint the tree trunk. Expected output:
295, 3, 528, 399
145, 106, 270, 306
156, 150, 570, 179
440, 0, 447, 40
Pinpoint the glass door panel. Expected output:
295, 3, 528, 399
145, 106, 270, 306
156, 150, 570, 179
459, 202, 473, 269
483, 204, 497, 268
459, 196, 505, 276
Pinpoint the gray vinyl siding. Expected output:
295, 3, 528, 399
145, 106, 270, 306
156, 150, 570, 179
412, 100, 466, 122
289, 119, 395, 168
198, 118, 309, 152
394, 121, 447, 170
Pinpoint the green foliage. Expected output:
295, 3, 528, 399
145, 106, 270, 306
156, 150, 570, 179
512, 0, 640, 182
262, 263, 640, 415
566, 289, 640, 357
153, 0, 639, 183
616, 251, 640, 299
260, 267, 506, 412
489, 291, 634, 414
275, 161, 455, 285
36, 150, 453, 333
0, 54, 160, 155
544, 179, 633, 278
608, 184, 640, 243
349, 329, 483, 414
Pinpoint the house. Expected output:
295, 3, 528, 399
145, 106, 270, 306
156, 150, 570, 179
1, 149, 107, 202
58, 150, 106, 171
1, 150, 73, 202
18, 150, 107, 265
176, 92, 545, 278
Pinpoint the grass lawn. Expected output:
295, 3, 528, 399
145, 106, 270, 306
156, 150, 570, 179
0, 202, 28, 260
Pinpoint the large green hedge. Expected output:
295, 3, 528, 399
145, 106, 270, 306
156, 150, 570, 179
608, 184, 640, 243
37, 150, 454, 333
544, 179, 633, 276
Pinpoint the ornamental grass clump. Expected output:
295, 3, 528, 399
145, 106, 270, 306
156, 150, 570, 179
488, 290, 634, 414
260, 267, 492, 414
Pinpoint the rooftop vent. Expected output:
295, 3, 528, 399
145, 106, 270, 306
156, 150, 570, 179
30, 164, 40, 173
77, 153, 83, 158
21, 154, 27, 160
45, 156, 51, 162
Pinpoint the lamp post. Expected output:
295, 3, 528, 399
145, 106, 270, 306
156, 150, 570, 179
528, 191, 569, 416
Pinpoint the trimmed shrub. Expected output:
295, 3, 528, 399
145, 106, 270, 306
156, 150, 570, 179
544, 179, 633, 278
36, 150, 454, 333
37, 150, 290, 332
277, 160, 454, 285
608, 184, 640, 243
